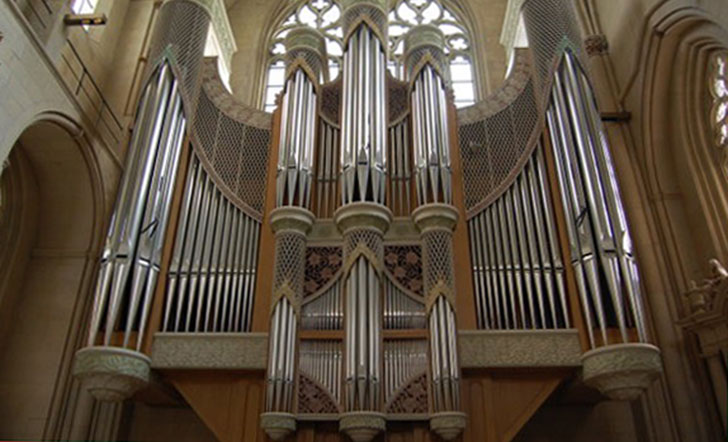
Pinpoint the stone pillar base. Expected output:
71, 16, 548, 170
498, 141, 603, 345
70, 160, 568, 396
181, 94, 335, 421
430, 411, 467, 440
581, 343, 662, 400
72, 346, 151, 402
339, 411, 386, 442
260, 412, 296, 441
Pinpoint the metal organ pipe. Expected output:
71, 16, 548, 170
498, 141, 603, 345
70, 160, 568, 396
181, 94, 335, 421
406, 25, 467, 438
339, 7, 387, 205
467, 146, 571, 331
85, 62, 187, 352
334, 2, 391, 440
262, 26, 324, 429
161, 155, 261, 335
545, 51, 649, 347
72, 0, 213, 400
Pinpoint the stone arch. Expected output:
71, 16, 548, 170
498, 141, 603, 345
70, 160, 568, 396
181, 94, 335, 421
640, 7, 728, 287
0, 113, 107, 440
631, 5, 728, 440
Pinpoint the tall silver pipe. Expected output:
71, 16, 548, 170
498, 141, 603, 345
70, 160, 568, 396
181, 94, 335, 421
568, 54, 647, 341
549, 75, 606, 346
407, 25, 463, 425
560, 59, 629, 343
533, 148, 570, 327
87, 61, 198, 350
263, 26, 323, 420
544, 52, 648, 346
336, 1, 390, 425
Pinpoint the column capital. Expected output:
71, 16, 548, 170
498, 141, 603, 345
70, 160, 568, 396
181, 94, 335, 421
341, 0, 388, 47
284, 26, 328, 82
334, 202, 393, 236
270, 206, 315, 236
581, 343, 662, 400
73, 346, 151, 402
404, 24, 449, 83
412, 203, 458, 234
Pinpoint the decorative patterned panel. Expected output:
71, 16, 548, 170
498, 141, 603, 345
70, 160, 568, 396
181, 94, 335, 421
305, 247, 343, 297
384, 245, 423, 296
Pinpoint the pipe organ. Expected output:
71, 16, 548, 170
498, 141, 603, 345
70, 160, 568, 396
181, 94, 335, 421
263, 26, 323, 424
406, 25, 465, 433
71, 0, 665, 440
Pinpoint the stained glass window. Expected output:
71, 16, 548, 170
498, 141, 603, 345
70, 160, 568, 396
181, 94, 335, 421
710, 53, 728, 149
262, 0, 476, 111
388, 0, 475, 107
70, 0, 98, 31
71, 0, 97, 14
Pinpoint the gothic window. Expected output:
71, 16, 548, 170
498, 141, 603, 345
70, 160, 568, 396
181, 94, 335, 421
262, 0, 476, 112
264, 0, 344, 112
710, 52, 728, 149
388, 0, 475, 107
71, 0, 97, 14
70, 0, 99, 31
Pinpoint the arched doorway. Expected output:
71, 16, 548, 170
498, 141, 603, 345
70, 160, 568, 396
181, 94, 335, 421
0, 119, 103, 440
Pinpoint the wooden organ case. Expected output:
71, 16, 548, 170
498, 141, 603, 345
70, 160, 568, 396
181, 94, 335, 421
71, 0, 665, 441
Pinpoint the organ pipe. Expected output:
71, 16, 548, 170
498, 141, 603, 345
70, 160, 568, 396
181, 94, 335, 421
467, 146, 570, 331
335, 2, 392, 440
519, 0, 661, 403
262, 26, 325, 428
406, 25, 467, 439
86, 62, 186, 352
339, 1, 388, 205
546, 51, 648, 346
162, 155, 260, 334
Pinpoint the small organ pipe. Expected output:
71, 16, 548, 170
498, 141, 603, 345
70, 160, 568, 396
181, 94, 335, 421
533, 149, 570, 327
161, 156, 262, 334
466, 145, 572, 333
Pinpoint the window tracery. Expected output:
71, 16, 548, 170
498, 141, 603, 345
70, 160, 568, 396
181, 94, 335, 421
388, 0, 474, 107
71, 0, 99, 31
262, 0, 476, 112
71, 0, 98, 14
710, 52, 728, 150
